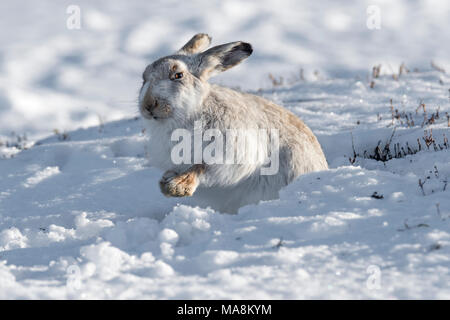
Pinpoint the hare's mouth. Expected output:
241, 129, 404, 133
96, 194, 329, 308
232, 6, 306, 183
140, 102, 172, 120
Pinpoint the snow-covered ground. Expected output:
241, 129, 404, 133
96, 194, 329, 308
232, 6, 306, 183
0, 0, 449, 299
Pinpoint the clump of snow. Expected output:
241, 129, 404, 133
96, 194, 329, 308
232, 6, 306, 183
104, 217, 160, 251
23, 166, 60, 188
158, 228, 179, 245
80, 242, 132, 281
0, 227, 28, 251
162, 205, 215, 246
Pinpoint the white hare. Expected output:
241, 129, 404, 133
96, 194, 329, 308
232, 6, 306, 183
139, 33, 328, 213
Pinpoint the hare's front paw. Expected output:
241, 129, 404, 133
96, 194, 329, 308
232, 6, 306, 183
159, 170, 199, 197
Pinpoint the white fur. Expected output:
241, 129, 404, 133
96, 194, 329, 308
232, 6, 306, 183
139, 34, 328, 213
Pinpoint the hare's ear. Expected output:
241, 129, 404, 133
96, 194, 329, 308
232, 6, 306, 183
195, 41, 253, 80
177, 33, 212, 55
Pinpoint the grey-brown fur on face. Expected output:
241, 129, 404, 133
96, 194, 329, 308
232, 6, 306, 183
139, 38, 253, 121
140, 33, 328, 213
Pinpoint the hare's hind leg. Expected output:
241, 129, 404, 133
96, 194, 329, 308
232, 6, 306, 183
159, 164, 205, 197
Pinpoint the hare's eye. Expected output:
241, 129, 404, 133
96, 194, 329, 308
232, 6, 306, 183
174, 72, 183, 80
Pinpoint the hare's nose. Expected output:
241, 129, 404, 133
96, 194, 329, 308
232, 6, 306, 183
144, 100, 158, 112
144, 103, 153, 112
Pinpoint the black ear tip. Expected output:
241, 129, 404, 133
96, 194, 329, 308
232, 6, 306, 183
240, 42, 253, 55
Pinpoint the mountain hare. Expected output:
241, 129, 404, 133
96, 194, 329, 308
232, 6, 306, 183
139, 33, 328, 213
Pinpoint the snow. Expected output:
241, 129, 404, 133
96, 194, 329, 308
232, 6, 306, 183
0, 0, 450, 299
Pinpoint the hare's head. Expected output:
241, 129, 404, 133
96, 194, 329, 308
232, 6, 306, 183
139, 33, 252, 121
